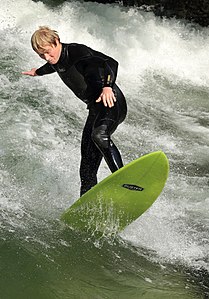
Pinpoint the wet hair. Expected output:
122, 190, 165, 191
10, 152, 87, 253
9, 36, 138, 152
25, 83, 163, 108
31, 26, 60, 53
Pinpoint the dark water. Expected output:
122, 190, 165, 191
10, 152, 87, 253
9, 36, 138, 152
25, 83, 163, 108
1, 0, 209, 298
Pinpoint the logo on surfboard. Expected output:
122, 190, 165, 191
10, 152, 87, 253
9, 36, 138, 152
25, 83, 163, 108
122, 184, 144, 191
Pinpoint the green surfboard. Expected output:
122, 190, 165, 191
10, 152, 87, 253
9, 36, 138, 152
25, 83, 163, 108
61, 151, 169, 235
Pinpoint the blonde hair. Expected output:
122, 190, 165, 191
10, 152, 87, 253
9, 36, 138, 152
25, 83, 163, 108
31, 26, 60, 53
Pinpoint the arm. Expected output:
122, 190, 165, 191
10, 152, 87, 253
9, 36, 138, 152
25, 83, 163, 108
79, 46, 119, 107
96, 57, 118, 108
103, 57, 118, 88
22, 63, 56, 76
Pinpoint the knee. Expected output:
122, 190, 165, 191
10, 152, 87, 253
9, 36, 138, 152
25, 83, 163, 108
91, 125, 109, 149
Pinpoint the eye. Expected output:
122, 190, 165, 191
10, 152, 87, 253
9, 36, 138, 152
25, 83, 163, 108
39, 53, 45, 59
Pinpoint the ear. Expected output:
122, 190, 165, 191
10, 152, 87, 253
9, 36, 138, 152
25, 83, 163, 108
55, 38, 60, 47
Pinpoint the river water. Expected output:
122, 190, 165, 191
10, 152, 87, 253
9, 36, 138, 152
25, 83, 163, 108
0, 0, 209, 298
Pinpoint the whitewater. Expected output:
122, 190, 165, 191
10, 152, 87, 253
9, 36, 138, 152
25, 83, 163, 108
0, 0, 209, 298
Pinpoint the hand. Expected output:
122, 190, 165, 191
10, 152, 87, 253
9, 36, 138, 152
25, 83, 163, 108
96, 87, 116, 108
22, 68, 37, 76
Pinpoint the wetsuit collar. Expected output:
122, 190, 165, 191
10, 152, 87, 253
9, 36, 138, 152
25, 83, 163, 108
56, 43, 65, 64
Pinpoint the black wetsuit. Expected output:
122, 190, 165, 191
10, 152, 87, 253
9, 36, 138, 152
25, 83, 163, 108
36, 43, 127, 195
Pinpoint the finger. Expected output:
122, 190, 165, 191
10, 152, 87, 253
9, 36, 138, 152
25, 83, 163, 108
22, 71, 33, 76
106, 92, 116, 106
103, 99, 108, 107
105, 97, 112, 108
112, 93, 117, 102
109, 98, 114, 107
109, 94, 116, 107
102, 94, 108, 107
96, 96, 102, 103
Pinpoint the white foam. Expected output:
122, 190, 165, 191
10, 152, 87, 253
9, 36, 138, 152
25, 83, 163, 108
1, 0, 209, 270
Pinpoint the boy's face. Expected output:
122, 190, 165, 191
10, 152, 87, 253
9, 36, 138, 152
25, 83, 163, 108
37, 40, 61, 64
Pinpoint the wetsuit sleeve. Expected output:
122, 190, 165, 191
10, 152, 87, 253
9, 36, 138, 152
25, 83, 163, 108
35, 63, 56, 76
103, 58, 118, 88
73, 44, 119, 88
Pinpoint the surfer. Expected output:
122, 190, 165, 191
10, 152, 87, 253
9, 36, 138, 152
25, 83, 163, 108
22, 26, 127, 196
